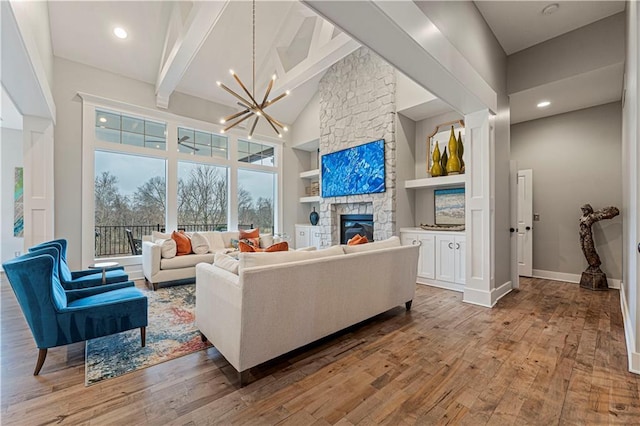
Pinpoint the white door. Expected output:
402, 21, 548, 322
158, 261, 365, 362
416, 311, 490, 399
517, 169, 533, 277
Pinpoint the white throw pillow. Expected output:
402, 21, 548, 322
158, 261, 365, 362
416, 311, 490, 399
259, 233, 274, 248
191, 232, 210, 254
155, 238, 177, 259
240, 245, 344, 269
342, 236, 401, 254
214, 252, 239, 274
205, 232, 226, 252
152, 231, 171, 241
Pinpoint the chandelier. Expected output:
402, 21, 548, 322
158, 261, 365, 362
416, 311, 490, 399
217, 0, 289, 139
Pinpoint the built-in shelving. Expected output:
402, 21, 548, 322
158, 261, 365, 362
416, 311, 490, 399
299, 169, 320, 179
404, 174, 465, 189
300, 196, 321, 203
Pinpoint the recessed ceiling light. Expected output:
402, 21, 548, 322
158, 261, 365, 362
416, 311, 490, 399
113, 27, 128, 39
541, 3, 560, 15
537, 101, 551, 108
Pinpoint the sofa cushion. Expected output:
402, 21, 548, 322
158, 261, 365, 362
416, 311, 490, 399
155, 238, 177, 259
160, 253, 215, 270
220, 231, 240, 248
191, 232, 210, 255
240, 245, 344, 269
214, 252, 239, 274
172, 231, 192, 256
239, 241, 288, 253
259, 233, 274, 248
204, 232, 226, 252
343, 236, 401, 254
153, 231, 171, 240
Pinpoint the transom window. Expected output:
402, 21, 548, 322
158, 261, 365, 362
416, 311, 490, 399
177, 127, 228, 158
96, 109, 166, 151
238, 139, 274, 166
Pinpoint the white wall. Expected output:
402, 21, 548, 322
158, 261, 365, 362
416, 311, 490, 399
621, 0, 640, 373
415, 1, 511, 289
511, 102, 623, 281
1, 128, 24, 266
291, 91, 320, 147
52, 57, 290, 269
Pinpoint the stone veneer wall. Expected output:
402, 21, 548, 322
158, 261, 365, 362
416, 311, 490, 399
318, 47, 396, 247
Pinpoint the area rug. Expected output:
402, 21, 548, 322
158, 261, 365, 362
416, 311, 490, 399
85, 283, 210, 386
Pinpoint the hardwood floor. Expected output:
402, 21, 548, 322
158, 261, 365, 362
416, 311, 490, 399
2, 276, 639, 425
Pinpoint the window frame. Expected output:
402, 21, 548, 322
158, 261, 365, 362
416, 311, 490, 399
80, 93, 283, 267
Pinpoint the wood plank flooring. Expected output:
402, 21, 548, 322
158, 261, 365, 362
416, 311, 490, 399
2, 276, 640, 425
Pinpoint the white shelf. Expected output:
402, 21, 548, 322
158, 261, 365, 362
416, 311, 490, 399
299, 169, 320, 179
404, 174, 465, 189
300, 196, 320, 203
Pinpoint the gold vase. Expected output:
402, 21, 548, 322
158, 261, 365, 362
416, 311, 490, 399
430, 142, 443, 177
446, 126, 461, 175
440, 146, 448, 176
457, 131, 465, 174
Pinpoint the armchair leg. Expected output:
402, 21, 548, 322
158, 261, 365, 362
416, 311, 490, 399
200, 332, 208, 343
34, 348, 47, 375
141, 327, 146, 347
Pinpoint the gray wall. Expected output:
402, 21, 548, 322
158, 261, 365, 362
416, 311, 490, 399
511, 102, 623, 280
1, 128, 24, 265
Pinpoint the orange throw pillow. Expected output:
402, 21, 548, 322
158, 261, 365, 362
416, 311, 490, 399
347, 235, 368, 245
239, 241, 289, 253
172, 231, 192, 255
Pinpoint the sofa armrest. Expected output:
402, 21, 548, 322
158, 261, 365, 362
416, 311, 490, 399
142, 241, 161, 280
195, 263, 242, 370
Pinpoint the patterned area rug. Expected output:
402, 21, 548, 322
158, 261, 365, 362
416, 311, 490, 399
85, 283, 210, 386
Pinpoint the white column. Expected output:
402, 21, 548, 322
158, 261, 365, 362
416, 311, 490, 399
463, 109, 495, 307
22, 116, 55, 249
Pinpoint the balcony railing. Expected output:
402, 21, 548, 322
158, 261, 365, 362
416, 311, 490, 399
95, 223, 271, 257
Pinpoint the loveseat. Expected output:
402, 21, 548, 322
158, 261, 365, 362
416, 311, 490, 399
142, 231, 276, 290
195, 236, 419, 385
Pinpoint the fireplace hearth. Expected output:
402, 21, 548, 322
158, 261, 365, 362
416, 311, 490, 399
340, 214, 374, 244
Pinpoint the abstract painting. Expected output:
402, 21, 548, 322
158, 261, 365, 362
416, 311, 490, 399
14, 167, 23, 237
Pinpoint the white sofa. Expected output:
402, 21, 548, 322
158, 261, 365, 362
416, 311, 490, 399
142, 231, 243, 290
195, 237, 419, 385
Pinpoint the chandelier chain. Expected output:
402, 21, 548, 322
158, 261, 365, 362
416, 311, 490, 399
252, 0, 255, 100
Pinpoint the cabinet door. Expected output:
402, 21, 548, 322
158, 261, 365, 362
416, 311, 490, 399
435, 235, 455, 283
417, 234, 435, 279
454, 236, 466, 285
295, 225, 310, 249
400, 233, 417, 246
310, 228, 322, 249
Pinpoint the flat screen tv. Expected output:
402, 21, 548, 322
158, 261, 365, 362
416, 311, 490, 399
321, 139, 385, 198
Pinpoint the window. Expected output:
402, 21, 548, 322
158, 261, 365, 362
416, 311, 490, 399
96, 109, 166, 151
94, 151, 166, 257
177, 127, 228, 158
238, 139, 274, 166
238, 169, 276, 233
178, 162, 228, 231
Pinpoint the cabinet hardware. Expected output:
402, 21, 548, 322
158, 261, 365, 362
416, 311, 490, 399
526, 226, 531, 231
448, 242, 453, 249
455, 243, 460, 249
510, 228, 515, 233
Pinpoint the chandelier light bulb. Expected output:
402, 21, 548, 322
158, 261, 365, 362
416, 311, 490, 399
216, 81, 221, 86
285, 90, 291, 95
219, 119, 226, 124
272, 74, 277, 80
220, 129, 225, 134
229, 69, 235, 75
256, 111, 262, 116
278, 134, 283, 138
247, 135, 252, 139
283, 127, 288, 132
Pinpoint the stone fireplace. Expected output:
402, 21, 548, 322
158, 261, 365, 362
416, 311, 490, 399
316, 47, 397, 247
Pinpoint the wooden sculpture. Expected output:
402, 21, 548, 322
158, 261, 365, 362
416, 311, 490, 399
579, 203, 619, 290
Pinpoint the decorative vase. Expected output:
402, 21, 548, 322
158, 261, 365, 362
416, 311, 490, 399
457, 131, 465, 174
430, 142, 443, 177
446, 126, 461, 175
309, 207, 319, 226
440, 146, 448, 176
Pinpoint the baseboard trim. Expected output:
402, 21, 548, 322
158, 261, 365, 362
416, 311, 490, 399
532, 269, 621, 289
462, 287, 492, 307
491, 281, 512, 306
416, 277, 464, 293
619, 283, 640, 374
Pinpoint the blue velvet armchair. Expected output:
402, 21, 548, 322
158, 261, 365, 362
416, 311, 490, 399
2, 251, 148, 375
29, 239, 129, 289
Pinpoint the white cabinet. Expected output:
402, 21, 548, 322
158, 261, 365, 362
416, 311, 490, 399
435, 234, 465, 285
295, 224, 322, 249
401, 228, 465, 292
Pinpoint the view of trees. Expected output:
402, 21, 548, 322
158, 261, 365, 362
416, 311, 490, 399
95, 164, 273, 256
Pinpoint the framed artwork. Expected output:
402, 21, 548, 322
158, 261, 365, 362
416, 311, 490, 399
434, 187, 465, 225
14, 167, 24, 237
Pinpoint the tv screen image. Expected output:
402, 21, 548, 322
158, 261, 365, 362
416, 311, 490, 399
321, 139, 386, 198
434, 187, 465, 225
